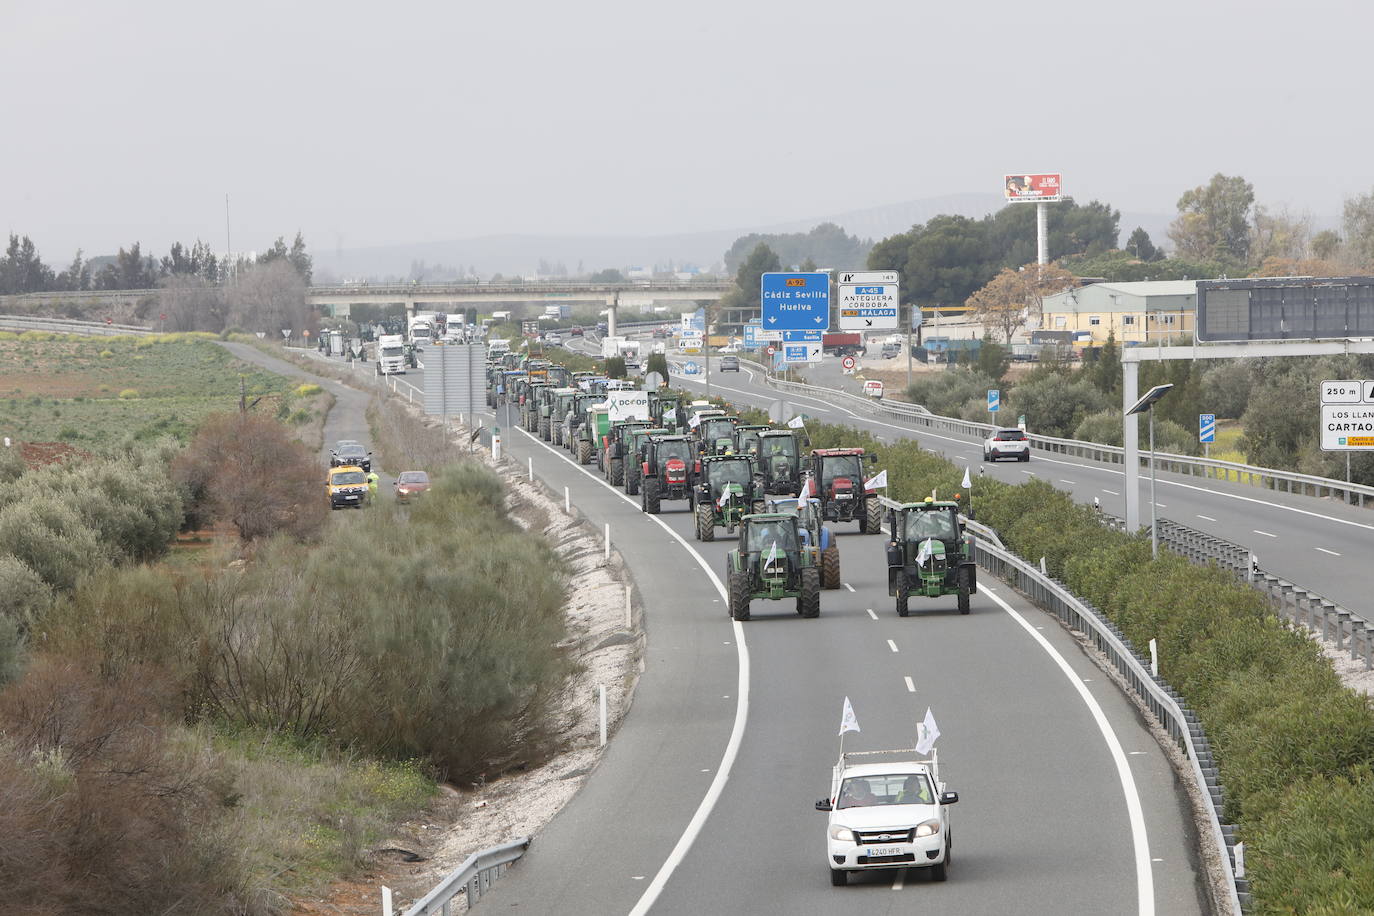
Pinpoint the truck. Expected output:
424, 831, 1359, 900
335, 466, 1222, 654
601, 336, 627, 359
542, 303, 572, 320
822, 332, 865, 357
487, 339, 512, 359
374, 334, 407, 375
408, 314, 435, 348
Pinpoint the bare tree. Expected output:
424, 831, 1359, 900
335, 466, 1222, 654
1249, 205, 1312, 265
172, 412, 326, 541
158, 275, 226, 332
967, 264, 1077, 343
224, 260, 310, 335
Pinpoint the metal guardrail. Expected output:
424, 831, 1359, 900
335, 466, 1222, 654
973, 536, 1247, 914
1149, 516, 1373, 670
401, 836, 531, 915
0, 313, 154, 336
310, 281, 731, 297
763, 375, 1374, 507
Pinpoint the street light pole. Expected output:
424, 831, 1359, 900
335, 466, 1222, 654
1149, 405, 1158, 559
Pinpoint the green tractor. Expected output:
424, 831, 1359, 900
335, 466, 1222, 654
650, 392, 686, 434
604, 420, 651, 486
560, 392, 603, 452
694, 454, 765, 541
733, 424, 772, 460
696, 414, 740, 458
624, 427, 667, 496
574, 404, 612, 465
724, 513, 821, 621
543, 388, 577, 443
755, 429, 805, 496
884, 497, 977, 616
521, 380, 548, 431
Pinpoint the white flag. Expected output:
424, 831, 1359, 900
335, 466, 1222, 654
915, 538, 935, 567
787, 415, 805, 429
915, 706, 940, 755
688, 412, 701, 429
763, 541, 781, 566
718, 487, 730, 508
865, 469, 888, 490
961, 467, 972, 489
839, 696, 861, 736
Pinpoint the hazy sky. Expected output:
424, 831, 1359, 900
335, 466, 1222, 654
3, 0, 1372, 262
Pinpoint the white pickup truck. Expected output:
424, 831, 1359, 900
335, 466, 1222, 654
816, 747, 959, 886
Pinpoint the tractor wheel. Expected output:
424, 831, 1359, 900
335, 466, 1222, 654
577, 440, 592, 465
798, 567, 821, 617
643, 477, 661, 515
538, 418, 550, 440
729, 569, 751, 621
863, 497, 883, 534
958, 568, 972, 615
822, 545, 841, 589
695, 503, 715, 541
896, 576, 910, 617
626, 464, 640, 495
609, 457, 624, 486
752, 499, 766, 515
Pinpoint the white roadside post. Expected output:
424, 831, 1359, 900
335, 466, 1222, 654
528, 456, 534, 481
492, 425, 502, 461
565, 486, 571, 514
1149, 638, 1159, 677
598, 685, 608, 747
604, 523, 611, 561
625, 584, 633, 630
381, 886, 393, 916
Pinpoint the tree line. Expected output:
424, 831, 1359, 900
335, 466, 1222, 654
0, 231, 313, 295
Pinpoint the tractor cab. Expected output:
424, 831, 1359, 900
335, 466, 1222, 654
604, 419, 651, 485
694, 455, 761, 540
623, 427, 669, 495
756, 430, 803, 495
547, 365, 572, 387
698, 415, 741, 456
739, 515, 802, 580
767, 496, 842, 589
640, 434, 698, 514
650, 392, 685, 433
733, 424, 771, 459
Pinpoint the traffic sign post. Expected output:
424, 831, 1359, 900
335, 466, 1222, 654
1199, 413, 1215, 459
987, 389, 1000, 414
761, 272, 830, 331
841, 355, 856, 375
837, 270, 900, 331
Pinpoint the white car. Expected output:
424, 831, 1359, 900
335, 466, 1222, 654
545, 333, 563, 346
984, 428, 1030, 462
818, 757, 959, 885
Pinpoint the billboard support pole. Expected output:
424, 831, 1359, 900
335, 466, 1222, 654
906, 304, 914, 393
1036, 201, 1049, 269
1123, 361, 1140, 531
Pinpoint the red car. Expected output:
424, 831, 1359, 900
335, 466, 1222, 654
569, 326, 584, 337
394, 470, 432, 502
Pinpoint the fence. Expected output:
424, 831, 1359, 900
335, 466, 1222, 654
0, 313, 154, 336
400, 836, 531, 915
762, 375, 1374, 507
972, 536, 1247, 913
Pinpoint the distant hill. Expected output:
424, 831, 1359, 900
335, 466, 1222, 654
312, 193, 1177, 281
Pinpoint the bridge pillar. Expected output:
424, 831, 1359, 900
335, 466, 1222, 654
607, 292, 618, 338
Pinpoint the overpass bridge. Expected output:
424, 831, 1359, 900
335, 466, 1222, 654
306, 280, 730, 335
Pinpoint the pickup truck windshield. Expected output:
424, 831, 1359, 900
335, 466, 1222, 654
837, 773, 932, 808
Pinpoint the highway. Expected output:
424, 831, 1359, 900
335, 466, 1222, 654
462, 383, 1204, 914
628, 343, 1372, 620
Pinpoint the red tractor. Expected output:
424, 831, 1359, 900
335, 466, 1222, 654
803, 448, 883, 534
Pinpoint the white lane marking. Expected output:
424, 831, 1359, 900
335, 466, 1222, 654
866, 608, 878, 620
1316, 547, 1341, 556
1253, 529, 1277, 538
844, 582, 856, 593
1196, 515, 1216, 522
1059, 479, 1077, 485
892, 868, 906, 890
981, 587, 1154, 915
1154, 503, 1167, 509
1102, 489, 1120, 496
1021, 470, 1036, 476
904, 676, 915, 693
512, 423, 751, 916
887, 639, 899, 653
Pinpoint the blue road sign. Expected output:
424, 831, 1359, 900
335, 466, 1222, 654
743, 321, 761, 350
1199, 413, 1216, 443
988, 389, 1000, 412
684, 361, 699, 375
761, 272, 831, 331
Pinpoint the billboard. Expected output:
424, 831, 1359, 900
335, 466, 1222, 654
1197, 277, 1374, 342
1004, 173, 1062, 203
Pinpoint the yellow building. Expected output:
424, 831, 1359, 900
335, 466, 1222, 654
1039, 280, 1196, 345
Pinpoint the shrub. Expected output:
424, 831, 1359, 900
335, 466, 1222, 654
118, 388, 139, 399
1004, 372, 1109, 437
294, 383, 322, 397
100, 349, 114, 358
0, 444, 24, 484
0, 555, 52, 630
172, 412, 326, 541
905, 367, 999, 417
0, 496, 107, 591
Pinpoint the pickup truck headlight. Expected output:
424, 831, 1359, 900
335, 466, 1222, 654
828, 824, 855, 843
914, 818, 941, 838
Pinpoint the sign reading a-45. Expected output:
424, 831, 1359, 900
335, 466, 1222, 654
761, 272, 830, 331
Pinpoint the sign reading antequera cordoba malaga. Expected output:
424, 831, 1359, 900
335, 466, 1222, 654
838, 270, 900, 331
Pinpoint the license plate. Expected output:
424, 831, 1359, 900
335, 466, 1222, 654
865, 845, 903, 858
836, 493, 852, 499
